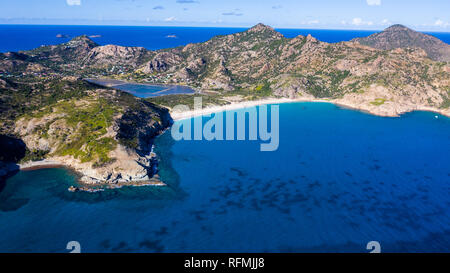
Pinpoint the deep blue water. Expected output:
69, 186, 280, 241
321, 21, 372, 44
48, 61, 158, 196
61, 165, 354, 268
1, 24, 449, 53
1, 103, 449, 253
86, 79, 195, 98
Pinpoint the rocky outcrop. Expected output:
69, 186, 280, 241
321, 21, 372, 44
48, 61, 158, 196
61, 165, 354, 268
135, 23, 449, 111
84, 44, 150, 67
353, 24, 450, 62
11, 86, 172, 185
51, 145, 158, 184
26, 35, 99, 65
142, 52, 182, 73
246, 23, 285, 40
201, 60, 233, 91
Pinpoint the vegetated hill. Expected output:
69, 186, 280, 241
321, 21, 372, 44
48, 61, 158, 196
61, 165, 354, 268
352, 24, 450, 62
0, 76, 172, 183
0, 35, 155, 75
25, 35, 99, 66
0, 23, 449, 112
1, 24, 448, 107
138, 23, 450, 113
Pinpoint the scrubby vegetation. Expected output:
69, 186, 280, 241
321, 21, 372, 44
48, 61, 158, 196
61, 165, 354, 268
0, 77, 94, 134
20, 149, 49, 163
441, 91, 450, 109
370, 98, 387, 106
1, 75, 170, 167
51, 98, 120, 166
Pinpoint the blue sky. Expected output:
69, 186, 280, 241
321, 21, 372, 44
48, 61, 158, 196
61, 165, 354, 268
0, 0, 449, 31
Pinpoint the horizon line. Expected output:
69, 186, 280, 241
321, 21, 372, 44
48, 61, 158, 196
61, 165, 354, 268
1, 22, 450, 34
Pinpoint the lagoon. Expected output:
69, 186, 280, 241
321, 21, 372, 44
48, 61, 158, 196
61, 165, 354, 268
86, 78, 196, 98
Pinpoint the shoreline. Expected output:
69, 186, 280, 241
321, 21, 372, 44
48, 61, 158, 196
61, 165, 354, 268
19, 160, 65, 171
170, 97, 314, 121
15, 159, 167, 191
169, 97, 450, 121
3, 98, 448, 180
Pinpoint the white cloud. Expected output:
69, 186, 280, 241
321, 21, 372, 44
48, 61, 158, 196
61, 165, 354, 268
435, 19, 444, 26
434, 19, 450, 27
381, 19, 392, 25
66, 0, 81, 6
366, 0, 381, 6
307, 20, 320, 25
301, 19, 320, 25
222, 10, 243, 16
419, 19, 450, 29
352, 18, 363, 25
351, 17, 373, 26
164, 17, 177, 22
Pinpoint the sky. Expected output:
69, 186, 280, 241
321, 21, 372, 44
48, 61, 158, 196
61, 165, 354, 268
0, 0, 449, 31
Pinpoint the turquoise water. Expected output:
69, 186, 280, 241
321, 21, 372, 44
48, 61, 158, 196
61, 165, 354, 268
0, 102, 449, 253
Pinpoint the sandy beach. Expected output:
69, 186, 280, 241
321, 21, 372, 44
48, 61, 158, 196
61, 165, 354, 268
170, 97, 330, 121
170, 97, 450, 121
19, 160, 64, 171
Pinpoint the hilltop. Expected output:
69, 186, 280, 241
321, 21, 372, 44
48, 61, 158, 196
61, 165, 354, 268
143, 23, 450, 116
353, 24, 450, 62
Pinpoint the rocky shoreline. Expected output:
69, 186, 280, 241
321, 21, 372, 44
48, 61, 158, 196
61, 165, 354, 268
0, 145, 168, 193
17, 157, 167, 193
68, 177, 166, 193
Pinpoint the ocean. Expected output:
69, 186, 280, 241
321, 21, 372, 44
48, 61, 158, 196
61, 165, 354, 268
0, 25, 449, 253
0, 103, 449, 253
0, 24, 449, 53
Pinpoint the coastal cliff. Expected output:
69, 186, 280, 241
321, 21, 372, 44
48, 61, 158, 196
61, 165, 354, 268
0, 77, 172, 184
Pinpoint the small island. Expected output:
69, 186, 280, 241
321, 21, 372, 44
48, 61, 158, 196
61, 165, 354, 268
56, 34, 70, 38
